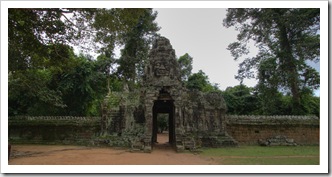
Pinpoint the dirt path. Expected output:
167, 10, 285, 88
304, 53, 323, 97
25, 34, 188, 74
9, 133, 218, 165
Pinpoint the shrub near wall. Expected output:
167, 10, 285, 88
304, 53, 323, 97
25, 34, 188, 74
9, 116, 101, 145
226, 115, 319, 145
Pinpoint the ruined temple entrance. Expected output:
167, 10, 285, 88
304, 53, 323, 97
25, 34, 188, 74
152, 90, 175, 147
99, 36, 236, 152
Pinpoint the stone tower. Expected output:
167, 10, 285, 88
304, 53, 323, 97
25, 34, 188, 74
144, 36, 182, 86
140, 37, 185, 151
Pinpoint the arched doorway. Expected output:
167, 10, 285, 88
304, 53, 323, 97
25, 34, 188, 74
152, 91, 175, 148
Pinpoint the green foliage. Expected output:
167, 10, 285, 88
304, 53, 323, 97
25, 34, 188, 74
178, 53, 193, 82
223, 84, 319, 116
8, 8, 139, 116
115, 9, 160, 88
121, 123, 146, 147
9, 69, 65, 116
187, 70, 207, 91
223, 8, 320, 114
255, 84, 320, 116
186, 70, 221, 93
300, 88, 320, 117
8, 9, 95, 116
9, 8, 320, 117
8, 49, 121, 116
222, 85, 259, 115
259, 90, 291, 115
8, 9, 95, 72
104, 92, 122, 109
8, 44, 77, 116
95, 54, 115, 76
157, 114, 168, 133
108, 77, 124, 92
94, 8, 154, 55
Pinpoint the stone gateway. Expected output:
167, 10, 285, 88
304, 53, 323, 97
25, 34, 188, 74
132, 36, 237, 152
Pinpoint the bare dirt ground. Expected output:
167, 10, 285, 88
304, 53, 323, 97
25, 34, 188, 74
9, 133, 218, 165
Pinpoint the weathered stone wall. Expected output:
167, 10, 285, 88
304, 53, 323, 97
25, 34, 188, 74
172, 90, 237, 150
226, 115, 319, 145
8, 115, 320, 147
9, 116, 100, 145
185, 91, 227, 133
99, 90, 150, 149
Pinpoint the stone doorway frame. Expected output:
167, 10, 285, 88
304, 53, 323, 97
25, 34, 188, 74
151, 88, 176, 147
152, 99, 175, 147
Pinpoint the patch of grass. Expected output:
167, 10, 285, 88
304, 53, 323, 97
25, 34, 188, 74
201, 145, 319, 157
220, 157, 319, 165
200, 145, 319, 165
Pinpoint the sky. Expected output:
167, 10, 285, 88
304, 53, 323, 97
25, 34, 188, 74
153, 8, 320, 96
155, 8, 254, 90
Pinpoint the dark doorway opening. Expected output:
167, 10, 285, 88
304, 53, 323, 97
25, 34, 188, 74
152, 98, 175, 148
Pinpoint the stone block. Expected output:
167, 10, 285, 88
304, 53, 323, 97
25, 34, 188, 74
143, 146, 152, 153
176, 145, 185, 152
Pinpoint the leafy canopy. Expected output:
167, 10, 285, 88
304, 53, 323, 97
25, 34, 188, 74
223, 8, 320, 114
8, 8, 159, 116
187, 70, 220, 93
178, 53, 193, 82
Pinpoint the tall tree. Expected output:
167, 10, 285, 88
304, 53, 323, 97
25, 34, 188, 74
8, 8, 97, 116
8, 8, 158, 73
55, 53, 110, 116
8, 8, 152, 116
223, 8, 320, 114
115, 9, 160, 88
178, 53, 193, 82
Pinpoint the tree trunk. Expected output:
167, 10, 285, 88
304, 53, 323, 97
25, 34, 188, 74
278, 23, 302, 114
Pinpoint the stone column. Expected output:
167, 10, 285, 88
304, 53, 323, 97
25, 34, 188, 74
143, 96, 154, 152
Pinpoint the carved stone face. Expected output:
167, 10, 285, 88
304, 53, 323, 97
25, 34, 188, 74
154, 60, 170, 77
